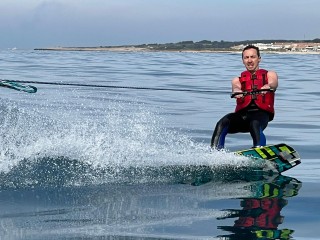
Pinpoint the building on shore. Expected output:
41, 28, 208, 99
232, 42, 320, 52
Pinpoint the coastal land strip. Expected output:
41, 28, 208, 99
34, 39, 320, 54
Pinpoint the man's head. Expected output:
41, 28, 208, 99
242, 45, 261, 72
242, 45, 260, 58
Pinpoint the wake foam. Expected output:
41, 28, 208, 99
0, 100, 259, 188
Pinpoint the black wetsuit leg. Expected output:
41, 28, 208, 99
246, 110, 270, 147
211, 114, 230, 149
211, 112, 245, 149
211, 110, 270, 148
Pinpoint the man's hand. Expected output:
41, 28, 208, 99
260, 84, 273, 95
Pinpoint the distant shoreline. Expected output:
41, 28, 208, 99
34, 46, 320, 54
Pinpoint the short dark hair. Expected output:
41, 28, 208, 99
242, 45, 260, 58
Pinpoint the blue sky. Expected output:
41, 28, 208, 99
1, 0, 319, 49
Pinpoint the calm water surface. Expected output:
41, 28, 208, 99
0, 50, 319, 239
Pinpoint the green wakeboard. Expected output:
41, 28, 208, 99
235, 143, 301, 173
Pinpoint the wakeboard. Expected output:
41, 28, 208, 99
235, 143, 301, 173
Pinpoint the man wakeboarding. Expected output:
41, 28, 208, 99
211, 45, 278, 149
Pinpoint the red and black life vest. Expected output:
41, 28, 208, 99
234, 198, 285, 229
235, 69, 275, 119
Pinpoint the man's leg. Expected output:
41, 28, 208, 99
211, 113, 241, 149
250, 120, 266, 147
249, 111, 270, 147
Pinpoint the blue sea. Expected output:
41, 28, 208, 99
0, 49, 319, 240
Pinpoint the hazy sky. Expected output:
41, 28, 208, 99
1, 0, 319, 49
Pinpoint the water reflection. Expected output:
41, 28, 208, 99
217, 175, 302, 240
0, 168, 302, 239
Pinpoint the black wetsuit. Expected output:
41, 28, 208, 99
211, 103, 272, 149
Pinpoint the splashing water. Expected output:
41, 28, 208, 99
0, 99, 255, 188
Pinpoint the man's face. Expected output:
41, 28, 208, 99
242, 48, 261, 72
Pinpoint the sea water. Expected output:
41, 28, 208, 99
0, 49, 319, 239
